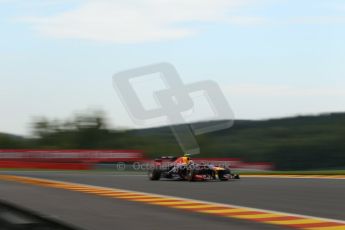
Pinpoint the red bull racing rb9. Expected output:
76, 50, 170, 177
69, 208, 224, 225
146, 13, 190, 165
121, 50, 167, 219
148, 155, 240, 181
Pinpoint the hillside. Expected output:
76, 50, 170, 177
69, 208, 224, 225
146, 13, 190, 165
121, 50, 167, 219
1, 113, 345, 170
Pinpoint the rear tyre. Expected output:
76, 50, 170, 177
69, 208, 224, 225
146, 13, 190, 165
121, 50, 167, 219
149, 168, 161, 180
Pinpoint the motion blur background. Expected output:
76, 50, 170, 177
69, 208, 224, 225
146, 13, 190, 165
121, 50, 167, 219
1, 0, 345, 171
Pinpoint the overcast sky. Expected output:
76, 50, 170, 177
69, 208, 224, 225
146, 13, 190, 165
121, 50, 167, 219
1, 0, 345, 135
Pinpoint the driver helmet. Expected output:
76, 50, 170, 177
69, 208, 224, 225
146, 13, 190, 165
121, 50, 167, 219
182, 153, 191, 164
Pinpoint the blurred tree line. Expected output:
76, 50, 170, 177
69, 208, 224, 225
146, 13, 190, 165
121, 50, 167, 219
1, 111, 345, 170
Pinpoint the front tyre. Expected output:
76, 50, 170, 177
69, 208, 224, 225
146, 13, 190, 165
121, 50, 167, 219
218, 170, 230, 181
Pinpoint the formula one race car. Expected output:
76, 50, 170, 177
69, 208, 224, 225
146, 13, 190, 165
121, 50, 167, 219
148, 154, 240, 181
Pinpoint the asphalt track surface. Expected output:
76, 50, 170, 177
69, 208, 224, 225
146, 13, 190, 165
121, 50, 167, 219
1, 171, 345, 230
